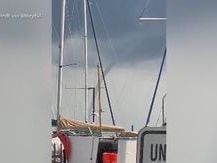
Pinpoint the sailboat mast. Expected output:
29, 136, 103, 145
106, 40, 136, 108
83, 0, 88, 123
97, 64, 102, 134
57, 0, 66, 129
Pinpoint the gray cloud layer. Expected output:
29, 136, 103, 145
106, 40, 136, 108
52, 0, 166, 66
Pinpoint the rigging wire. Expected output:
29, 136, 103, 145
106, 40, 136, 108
87, 0, 116, 126
52, 23, 60, 42
145, 47, 166, 127
155, 106, 161, 126
52, 23, 60, 67
88, 1, 118, 113
74, 0, 83, 66
94, 0, 119, 60
94, 0, 120, 110
64, 0, 74, 118
65, 0, 77, 63
65, 0, 75, 40
74, 0, 84, 66
75, 0, 85, 117
139, 0, 151, 18
65, 0, 85, 119
71, 0, 78, 119
114, 69, 134, 110
75, 1, 83, 38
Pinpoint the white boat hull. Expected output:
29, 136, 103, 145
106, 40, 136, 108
68, 136, 99, 163
117, 139, 137, 163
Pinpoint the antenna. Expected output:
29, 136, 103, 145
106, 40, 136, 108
162, 94, 167, 126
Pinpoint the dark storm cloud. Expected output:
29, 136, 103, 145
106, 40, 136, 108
52, 0, 166, 66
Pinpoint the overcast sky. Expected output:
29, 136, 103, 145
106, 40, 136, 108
52, 0, 166, 130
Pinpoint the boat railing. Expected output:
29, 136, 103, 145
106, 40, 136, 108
52, 143, 65, 163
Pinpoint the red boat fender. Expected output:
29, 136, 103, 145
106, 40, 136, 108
52, 131, 71, 161
103, 152, 117, 163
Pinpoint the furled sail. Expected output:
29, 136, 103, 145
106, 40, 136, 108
59, 116, 125, 132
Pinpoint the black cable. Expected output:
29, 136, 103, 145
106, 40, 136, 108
86, 0, 116, 126
138, 0, 151, 18
145, 47, 166, 127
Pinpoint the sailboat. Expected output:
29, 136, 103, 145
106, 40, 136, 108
52, 0, 138, 163
51, 0, 167, 162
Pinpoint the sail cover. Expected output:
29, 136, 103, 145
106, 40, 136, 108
59, 116, 125, 132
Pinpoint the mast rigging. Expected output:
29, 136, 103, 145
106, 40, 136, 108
87, 0, 116, 126
145, 47, 166, 127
